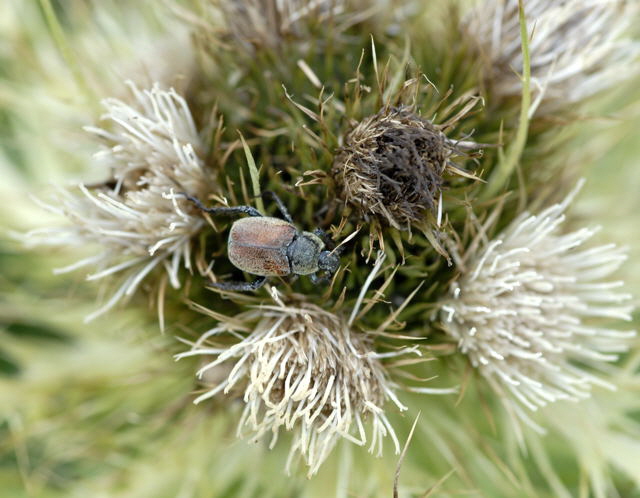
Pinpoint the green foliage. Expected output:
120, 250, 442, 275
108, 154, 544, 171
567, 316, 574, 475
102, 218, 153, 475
1, 0, 640, 496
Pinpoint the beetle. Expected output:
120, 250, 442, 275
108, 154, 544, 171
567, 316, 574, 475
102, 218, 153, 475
181, 191, 341, 292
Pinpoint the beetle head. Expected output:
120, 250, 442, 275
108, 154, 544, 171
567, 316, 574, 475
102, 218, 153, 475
318, 250, 340, 277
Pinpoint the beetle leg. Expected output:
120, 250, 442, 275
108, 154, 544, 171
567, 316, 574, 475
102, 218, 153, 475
179, 193, 263, 217
207, 276, 267, 292
310, 272, 330, 285
261, 191, 294, 224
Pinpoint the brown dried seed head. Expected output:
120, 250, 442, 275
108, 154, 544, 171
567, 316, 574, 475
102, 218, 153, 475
332, 105, 458, 230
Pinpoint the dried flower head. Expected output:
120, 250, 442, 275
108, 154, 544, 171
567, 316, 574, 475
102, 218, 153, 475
440, 181, 635, 432
177, 291, 408, 476
332, 105, 476, 233
465, 0, 640, 112
24, 82, 213, 321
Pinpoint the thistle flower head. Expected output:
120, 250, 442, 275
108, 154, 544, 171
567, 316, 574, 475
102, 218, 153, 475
177, 291, 408, 476
440, 182, 635, 431
24, 82, 213, 321
198, 0, 346, 53
466, 0, 640, 112
332, 105, 476, 233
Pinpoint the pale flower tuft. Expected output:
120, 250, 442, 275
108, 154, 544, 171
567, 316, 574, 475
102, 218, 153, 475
440, 181, 635, 433
191, 0, 348, 53
465, 0, 640, 113
24, 82, 213, 321
177, 290, 411, 476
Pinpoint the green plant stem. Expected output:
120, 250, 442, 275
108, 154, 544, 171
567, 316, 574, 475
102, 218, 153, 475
482, 0, 531, 200
38, 0, 96, 104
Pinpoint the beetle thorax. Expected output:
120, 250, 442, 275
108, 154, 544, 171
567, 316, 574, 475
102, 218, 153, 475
287, 232, 324, 275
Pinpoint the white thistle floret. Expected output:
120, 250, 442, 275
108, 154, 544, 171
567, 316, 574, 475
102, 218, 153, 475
465, 0, 640, 113
440, 181, 635, 433
177, 290, 411, 476
207, 0, 347, 51
24, 82, 212, 321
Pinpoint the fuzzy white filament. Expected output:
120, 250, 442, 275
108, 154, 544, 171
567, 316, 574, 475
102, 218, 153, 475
465, 0, 640, 112
217, 0, 346, 51
24, 82, 211, 321
441, 181, 635, 433
177, 298, 409, 476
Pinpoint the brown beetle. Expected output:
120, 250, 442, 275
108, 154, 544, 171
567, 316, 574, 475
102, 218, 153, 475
182, 192, 340, 291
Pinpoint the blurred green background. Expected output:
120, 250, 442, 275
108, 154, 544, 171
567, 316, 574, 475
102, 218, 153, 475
1, 1, 639, 497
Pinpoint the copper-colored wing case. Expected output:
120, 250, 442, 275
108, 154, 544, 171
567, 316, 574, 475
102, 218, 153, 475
227, 217, 297, 276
